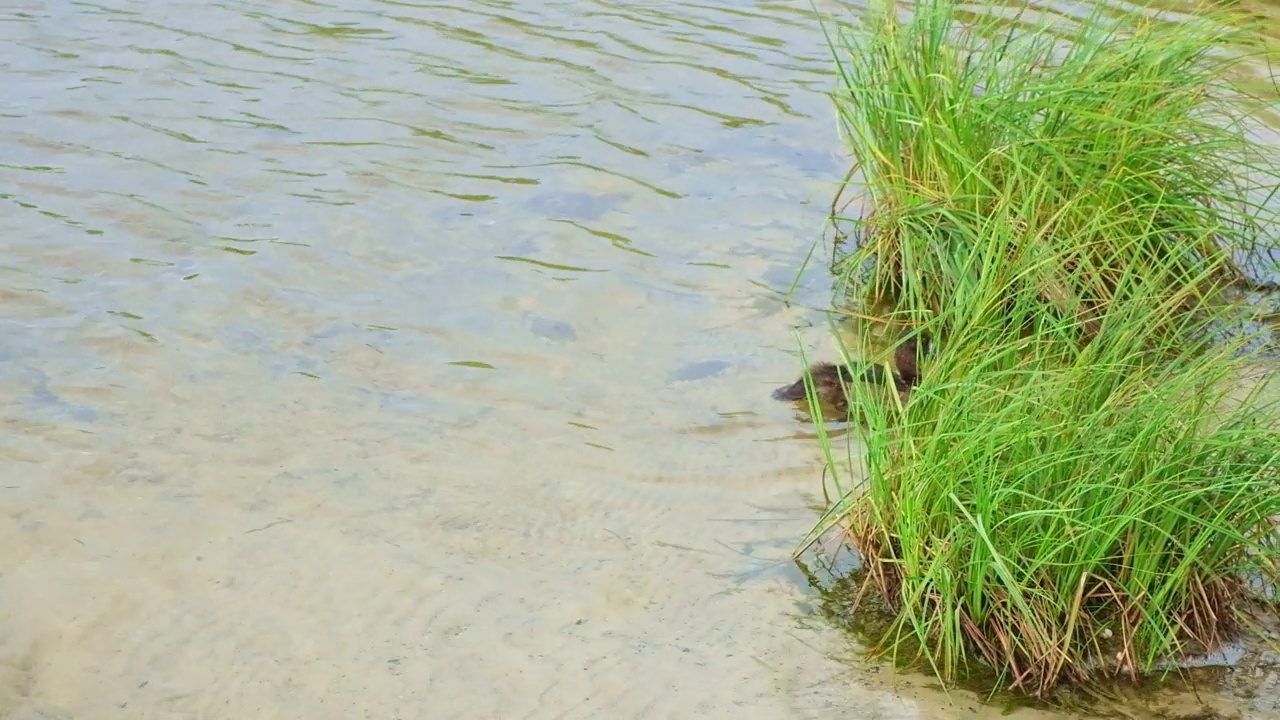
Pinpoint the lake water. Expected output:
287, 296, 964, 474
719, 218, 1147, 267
2, 1, 1277, 718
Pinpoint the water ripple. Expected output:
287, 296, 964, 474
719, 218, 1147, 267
2, 0, 1277, 716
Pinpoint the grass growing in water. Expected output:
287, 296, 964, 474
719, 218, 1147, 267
794, 0, 1280, 699
826, 0, 1280, 330
802, 238, 1280, 696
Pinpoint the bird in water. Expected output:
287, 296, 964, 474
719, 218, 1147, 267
773, 338, 923, 414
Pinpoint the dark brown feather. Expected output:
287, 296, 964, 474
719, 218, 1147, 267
774, 336, 925, 413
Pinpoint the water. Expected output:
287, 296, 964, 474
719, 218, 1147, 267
1, 1, 1277, 718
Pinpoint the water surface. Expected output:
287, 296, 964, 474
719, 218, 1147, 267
1, 1, 1277, 718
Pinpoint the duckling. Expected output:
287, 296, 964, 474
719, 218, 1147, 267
773, 338, 922, 413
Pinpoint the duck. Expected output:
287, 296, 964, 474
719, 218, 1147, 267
773, 338, 922, 414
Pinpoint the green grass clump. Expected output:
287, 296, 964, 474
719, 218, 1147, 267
802, 250, 1280, 696
793, 0, 1280, 699
826, 0, 1280, 332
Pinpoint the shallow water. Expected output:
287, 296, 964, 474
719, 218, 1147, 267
1, 1, 1277, 718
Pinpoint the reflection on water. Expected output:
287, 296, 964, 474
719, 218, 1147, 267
1, 0, 1276, 718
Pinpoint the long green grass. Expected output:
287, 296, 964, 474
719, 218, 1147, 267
825, 0, 1280, 331
794, 0, 1280, 698
800, 217, 1280, 695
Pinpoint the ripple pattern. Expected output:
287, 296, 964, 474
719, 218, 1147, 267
2, 0, 1276, 718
